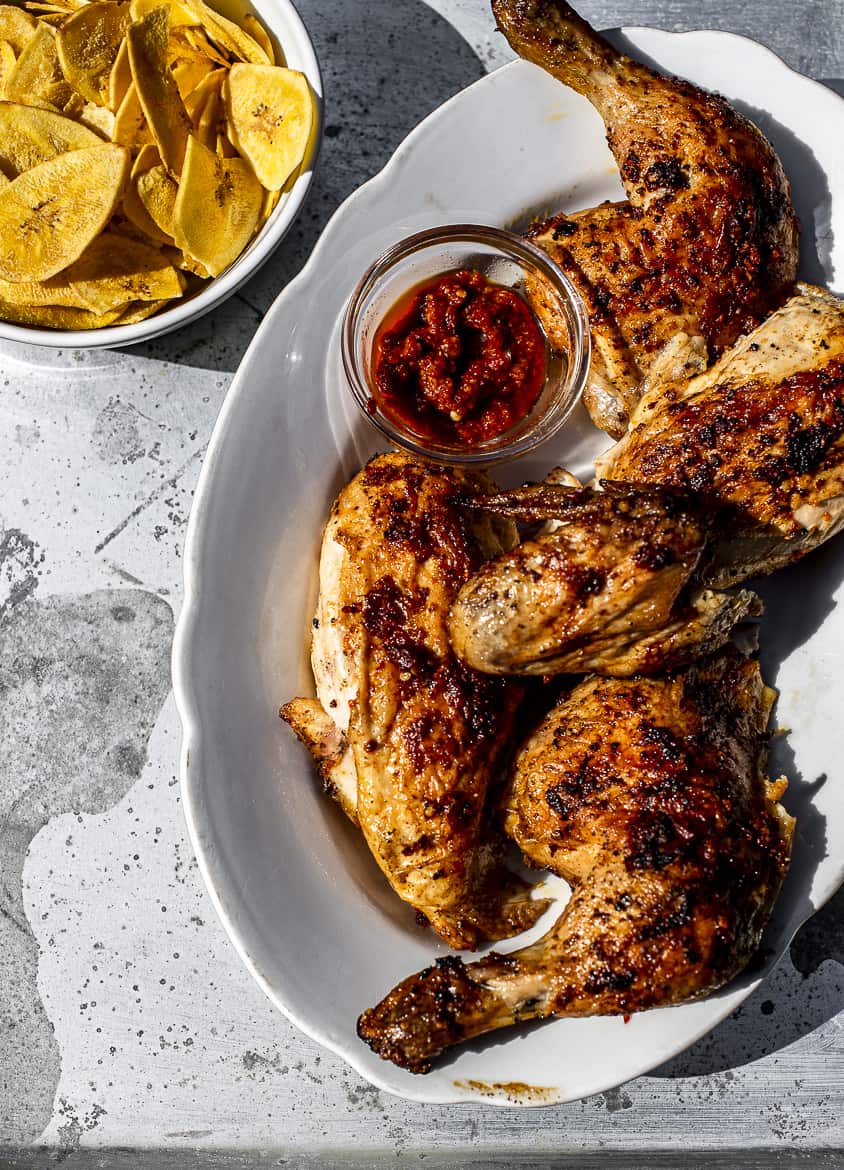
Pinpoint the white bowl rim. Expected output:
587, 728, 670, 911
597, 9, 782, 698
0, 0, 323, 350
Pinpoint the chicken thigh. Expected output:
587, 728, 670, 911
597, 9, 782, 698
492, 0, 799, 436
281, 453, 548, 950
358, 647, 792, 1072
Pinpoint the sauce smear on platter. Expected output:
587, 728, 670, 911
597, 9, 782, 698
371, 268, 546, 445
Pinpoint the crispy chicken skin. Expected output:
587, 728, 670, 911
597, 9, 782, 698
357, 648, 793, 1072
598, 285, 844, 585
492, 0, 799, 436
449, 480, 761, 677
281, 453, 549, 950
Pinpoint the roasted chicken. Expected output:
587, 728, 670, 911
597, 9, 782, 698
449, 479, 760, 677
493, 0, 799, 436
281, 453, 548, 950
358, 647, 793, 1072
598, 284, 844, 585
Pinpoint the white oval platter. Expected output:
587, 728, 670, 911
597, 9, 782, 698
173, 27, 844, 1106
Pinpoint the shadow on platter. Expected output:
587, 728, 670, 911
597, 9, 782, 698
654, 886, 844, 1079
733, 99, 834, 286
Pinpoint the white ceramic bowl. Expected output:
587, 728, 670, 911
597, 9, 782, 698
0, 0, 322, 350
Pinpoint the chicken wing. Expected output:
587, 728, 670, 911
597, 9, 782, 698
448, 480, 761, 677
357, 648, 793, 1071
492, 0, 799, 436
598, 285, 844, 585
281, 452, 548, 950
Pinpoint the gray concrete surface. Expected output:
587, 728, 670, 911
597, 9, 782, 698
0, 0, 842, 1165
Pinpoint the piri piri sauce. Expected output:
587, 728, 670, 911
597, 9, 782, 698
370, 268, 546, 445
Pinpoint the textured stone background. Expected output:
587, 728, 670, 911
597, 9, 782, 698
0, 0, 842, 1164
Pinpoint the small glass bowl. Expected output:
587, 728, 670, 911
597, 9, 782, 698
341, 224, 590, 465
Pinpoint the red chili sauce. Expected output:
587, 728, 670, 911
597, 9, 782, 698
370, 268, 546, 445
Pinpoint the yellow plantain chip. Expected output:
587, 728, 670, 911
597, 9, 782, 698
0, 100, 102, 176
0, 299, 127, 328
123, 146, 170, 245
22, 2, 68, 13
24, 0, 87, 15
56, 1, 130, 106
182, 25, 229, 67
131, 140, 161, 176
127, 5, 191, 174
114, 296, 171, 323
173, 133, 261, 277
194, 82, 220, 149
44, 76, 74, 106
63, 230, 182, 313
62, 89, 84, 116
5, 22, 64, 107
223, 64, 314, 191
112, 79, 151, 145
215, 130, 236, 158
241, 14, 274, 65
0, 6, 37, 55
0, 273, 89, 308
130, 0, 198, 27
259, 185, 280, 225
183, 64, 223, 121
137, 163, 177, 237
161, 243, 208, 277
0, 142, 129, 281
122, 173, 173, 244
0, 171, 7, 188
171, 52, 213, 100
181, 0, 268, 64
0, 40, 15, 99
107, 32, 131, 112
78, 100, 115, 138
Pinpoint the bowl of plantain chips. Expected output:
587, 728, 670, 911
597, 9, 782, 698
0, 0, 322, 347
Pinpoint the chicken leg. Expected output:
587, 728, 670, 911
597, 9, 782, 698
492, 0, 799, 436
358, 648, 792, 1071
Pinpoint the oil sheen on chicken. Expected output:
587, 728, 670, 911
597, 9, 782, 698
449, 480, 761, 677
281, 452, 549, 950
357, 647, 793, 1072
492, 0, 799, 436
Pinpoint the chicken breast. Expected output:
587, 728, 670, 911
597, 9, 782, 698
281, 452, 549, 950
598, 285, 844, 585
492, 0, 799, 436
448, 480, 760, 677
357, 647, 793, 1072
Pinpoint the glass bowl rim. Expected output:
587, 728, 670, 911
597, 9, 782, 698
340, 222, 591, 466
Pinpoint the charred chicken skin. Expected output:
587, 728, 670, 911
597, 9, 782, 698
281, 453, 548, 950
449, 480, 761, 677
492, 0, 799, 436
598, 285, 844, 585
358, 648, 793, 1072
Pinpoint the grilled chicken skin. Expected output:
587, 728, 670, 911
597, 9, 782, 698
492, 0, 799, 436
281, 453, 549, 950
358, 648, 793, 1072
449, 480, 761, 677
598, 285, 844, 585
